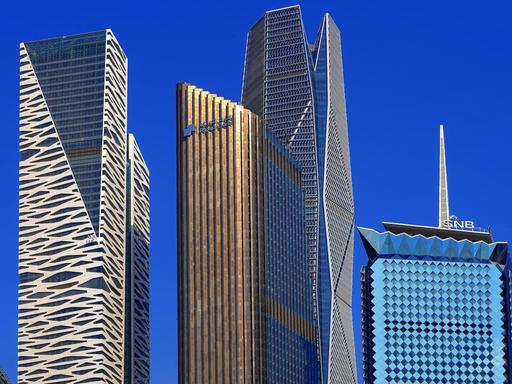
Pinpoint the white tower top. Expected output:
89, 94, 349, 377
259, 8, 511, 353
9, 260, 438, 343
438, 124, 450, 228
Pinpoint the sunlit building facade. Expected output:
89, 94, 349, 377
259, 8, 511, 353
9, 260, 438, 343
242, 6, 356, 383
18, 30, 149, 384
176, 83, 317, 383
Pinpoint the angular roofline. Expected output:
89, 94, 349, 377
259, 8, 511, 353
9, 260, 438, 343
265, 4, 301, 13
177, 82, 249, 108
246, 5, 303, 39
358, 225, 508, 266
359, 225, 503, 245
382, 221, 493, 243
22, 29, 109, 45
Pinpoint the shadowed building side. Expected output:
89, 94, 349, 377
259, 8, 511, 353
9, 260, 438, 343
125, 134, 150, 383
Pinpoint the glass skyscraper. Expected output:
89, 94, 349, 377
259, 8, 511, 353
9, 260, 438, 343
242, 6, 357, 383
176, 83, 318, 383
18, 30, 149, 384
360, 223, 511, 383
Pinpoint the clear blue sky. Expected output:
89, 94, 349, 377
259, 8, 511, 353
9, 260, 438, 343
1, 0, 512, 382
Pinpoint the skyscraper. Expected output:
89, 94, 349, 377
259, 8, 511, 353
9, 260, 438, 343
18, 30, 149, 384
242, 6, 357, 383
360, 224, 510, 383
176, 83, 318, 383
360, 127, 511, 383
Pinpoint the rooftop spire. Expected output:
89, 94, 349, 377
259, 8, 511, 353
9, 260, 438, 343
438, 124, 450, 228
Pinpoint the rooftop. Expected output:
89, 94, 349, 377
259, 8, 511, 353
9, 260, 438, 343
358, 224, 507, 266
382, 221, 493, 243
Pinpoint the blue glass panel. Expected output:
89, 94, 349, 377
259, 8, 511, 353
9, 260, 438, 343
26, 31, 107, 234
313, 25, 331, 383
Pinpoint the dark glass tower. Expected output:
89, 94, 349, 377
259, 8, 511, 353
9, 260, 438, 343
242, 6, 357, 383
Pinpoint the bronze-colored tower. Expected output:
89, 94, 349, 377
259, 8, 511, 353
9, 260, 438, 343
176, 83, 317, 383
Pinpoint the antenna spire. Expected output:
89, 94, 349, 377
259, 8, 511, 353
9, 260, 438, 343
439, 124, 450, 228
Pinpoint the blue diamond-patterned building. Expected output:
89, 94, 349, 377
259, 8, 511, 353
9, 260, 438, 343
360, 222, 511, 384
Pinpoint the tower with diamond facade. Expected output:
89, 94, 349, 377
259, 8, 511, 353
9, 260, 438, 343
360, 223, 511, 384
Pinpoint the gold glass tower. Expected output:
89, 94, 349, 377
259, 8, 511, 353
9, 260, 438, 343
176, 83, 317, 383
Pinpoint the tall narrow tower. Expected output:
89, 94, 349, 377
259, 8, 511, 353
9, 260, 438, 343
242, 6, 356, 383
125, 134, 151, 383
438, 124, 450, 228
176, 83, 317, 383
18, 30, 150, 384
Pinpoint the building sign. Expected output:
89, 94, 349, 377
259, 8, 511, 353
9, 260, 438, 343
443, 215, 475, 230
183, 124, 195, 138
199, 116, 233, 133
182, 116, 233, 138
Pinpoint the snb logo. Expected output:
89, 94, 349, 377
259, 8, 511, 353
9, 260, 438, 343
443, 215, 475, 230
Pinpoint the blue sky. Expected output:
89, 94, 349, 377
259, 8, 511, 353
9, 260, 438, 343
1, 0, 512, 382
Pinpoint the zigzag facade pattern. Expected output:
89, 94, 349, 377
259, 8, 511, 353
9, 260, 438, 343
127, 135, 150, 383
96, 30, 129, 382
18, 29, 133, 384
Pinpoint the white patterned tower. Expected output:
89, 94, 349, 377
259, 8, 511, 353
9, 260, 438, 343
125, 134, 150, 383
18, 30, 146, 384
